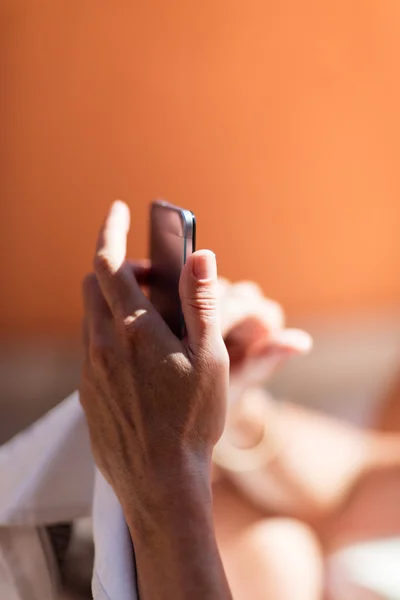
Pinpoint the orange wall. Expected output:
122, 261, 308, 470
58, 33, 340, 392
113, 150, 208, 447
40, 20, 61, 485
1, 1, 400, 336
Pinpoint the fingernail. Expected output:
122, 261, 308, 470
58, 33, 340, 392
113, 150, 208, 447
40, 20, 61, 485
192, 251, 217, 280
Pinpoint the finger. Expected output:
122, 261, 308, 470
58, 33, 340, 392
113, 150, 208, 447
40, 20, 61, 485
261, 328, 313, 355
128, 260, 152, 286
227, 280, 285, 332
179, 250, 222, 352
225, 309, 312, 367
224, 315, 268, 366
82, 273, 112, 342
96, 200, 130, 270
128, 258, 150, 269
220, 296, 282, 338
94, 202, 149, 318
230, 348, 289, 385
269, 328, 313, 354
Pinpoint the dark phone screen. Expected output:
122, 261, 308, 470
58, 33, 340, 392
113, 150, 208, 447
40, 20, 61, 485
149, 203, 194, 338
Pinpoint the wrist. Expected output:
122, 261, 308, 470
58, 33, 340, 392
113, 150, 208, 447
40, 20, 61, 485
124, 465, 232, 600
121, 454, 214, 536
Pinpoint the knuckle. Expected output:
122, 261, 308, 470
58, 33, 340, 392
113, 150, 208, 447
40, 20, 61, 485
94, 251, 114, 275
123, 309, 153, 340
89, 337, 111, 371
186, 290, 218, 314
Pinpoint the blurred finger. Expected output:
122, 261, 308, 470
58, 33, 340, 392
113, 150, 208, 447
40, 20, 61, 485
94, 202, 150, 318
128, 260, 152, 286
220, 296, 283, 338
231, 347, 290, 384
96, 200, 130, 270
267, 328, 313, 355
226, 321, 312, 370
224, 315, 269, 366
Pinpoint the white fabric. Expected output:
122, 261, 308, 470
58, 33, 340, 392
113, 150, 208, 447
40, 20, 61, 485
328, 539, 400, 600
0, 392, 138, 600
92, 472, 138, 600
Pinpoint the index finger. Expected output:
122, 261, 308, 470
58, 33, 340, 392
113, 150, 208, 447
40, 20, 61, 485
94, 201, 148, 318
96, 200, 130, 272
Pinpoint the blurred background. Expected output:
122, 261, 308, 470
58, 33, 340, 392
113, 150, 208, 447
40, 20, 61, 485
2, 0, 400, 436
1, 2, 400, 598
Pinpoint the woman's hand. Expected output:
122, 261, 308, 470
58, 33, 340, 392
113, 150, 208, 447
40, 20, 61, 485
219, 278, 312, 403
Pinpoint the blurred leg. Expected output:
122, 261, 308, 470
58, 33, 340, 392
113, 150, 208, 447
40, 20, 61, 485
213, 479, 323, 600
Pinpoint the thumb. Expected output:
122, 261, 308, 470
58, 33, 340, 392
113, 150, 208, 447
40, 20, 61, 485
179, 250, 221, 352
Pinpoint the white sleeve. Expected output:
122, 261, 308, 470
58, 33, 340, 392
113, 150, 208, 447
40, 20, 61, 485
0, 391, 94, 526
92, 469, 139, 600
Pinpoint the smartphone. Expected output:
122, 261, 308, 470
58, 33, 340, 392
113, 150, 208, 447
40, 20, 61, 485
149, 200, 196, 338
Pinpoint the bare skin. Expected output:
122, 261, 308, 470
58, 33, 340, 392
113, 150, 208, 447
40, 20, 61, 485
210, 277, 324, 600
377, 369, 400, 432
80, 201, 232, 600
213, 478, 323, 600
213, 279, 400, 599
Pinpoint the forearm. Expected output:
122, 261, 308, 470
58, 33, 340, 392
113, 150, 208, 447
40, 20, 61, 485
124, 469, 232, 600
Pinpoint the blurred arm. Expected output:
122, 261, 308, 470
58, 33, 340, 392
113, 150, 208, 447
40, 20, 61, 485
224, 389, 400, 529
